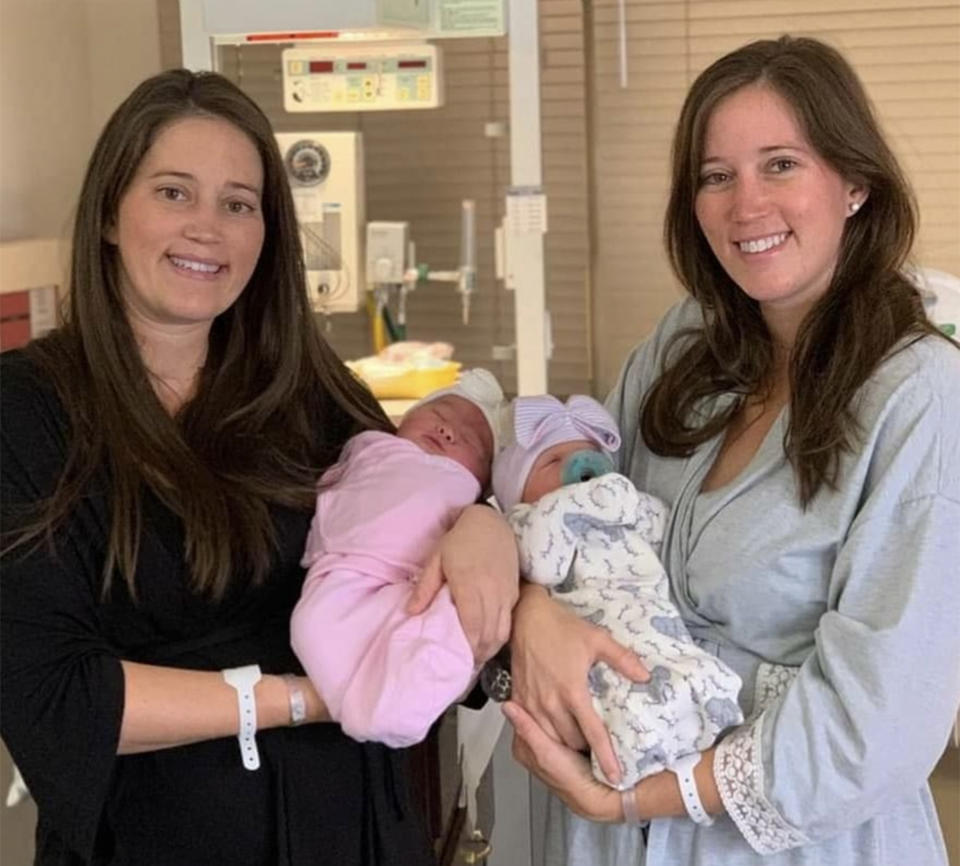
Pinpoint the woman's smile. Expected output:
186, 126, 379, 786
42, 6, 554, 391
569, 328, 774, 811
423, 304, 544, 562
734, 231, 791, 254
166, 253, 227, 278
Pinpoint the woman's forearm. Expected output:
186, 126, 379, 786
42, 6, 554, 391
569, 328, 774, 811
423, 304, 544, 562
503, 697, 727, 825
118, 660, 327, 754
412, 502, 519, 663
628, 748, 724, 822
581, 748, 725, 824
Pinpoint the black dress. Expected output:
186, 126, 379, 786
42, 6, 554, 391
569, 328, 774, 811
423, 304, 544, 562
0, 351, 436, 866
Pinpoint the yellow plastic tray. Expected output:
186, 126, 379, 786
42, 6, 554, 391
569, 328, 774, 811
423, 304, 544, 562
348, 360, 461, 399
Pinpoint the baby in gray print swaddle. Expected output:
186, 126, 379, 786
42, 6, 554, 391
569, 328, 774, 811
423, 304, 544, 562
490, 394, 743, 790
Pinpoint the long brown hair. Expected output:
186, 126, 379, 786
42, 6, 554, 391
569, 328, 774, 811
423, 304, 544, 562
11, 69, 390, 598
644, 35, 943, 504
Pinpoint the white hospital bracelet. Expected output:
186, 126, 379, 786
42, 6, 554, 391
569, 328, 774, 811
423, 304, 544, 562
222, 664, 262, 770
670, 752, 714, 826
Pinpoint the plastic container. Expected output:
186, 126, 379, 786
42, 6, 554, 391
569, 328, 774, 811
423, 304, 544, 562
347, 358, 461, 399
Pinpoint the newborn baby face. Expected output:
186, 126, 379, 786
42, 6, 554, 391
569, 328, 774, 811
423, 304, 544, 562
396, 395, 494, 487
521, 438, 597, 504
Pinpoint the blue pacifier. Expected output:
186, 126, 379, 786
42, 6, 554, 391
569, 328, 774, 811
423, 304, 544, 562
561, 449, 615, 487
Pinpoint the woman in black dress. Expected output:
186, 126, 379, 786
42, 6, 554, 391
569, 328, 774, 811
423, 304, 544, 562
0, 69, 516, 866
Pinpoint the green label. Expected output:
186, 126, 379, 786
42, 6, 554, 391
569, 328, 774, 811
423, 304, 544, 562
439, 0, 504, 32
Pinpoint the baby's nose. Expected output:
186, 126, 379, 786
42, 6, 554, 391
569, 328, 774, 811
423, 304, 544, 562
437, 423, 456, 443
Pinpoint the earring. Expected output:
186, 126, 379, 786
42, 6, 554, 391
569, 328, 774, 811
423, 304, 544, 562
849, 201, 862, 214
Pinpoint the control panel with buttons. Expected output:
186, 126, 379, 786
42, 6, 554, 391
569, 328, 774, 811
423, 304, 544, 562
282, 43, 442, 112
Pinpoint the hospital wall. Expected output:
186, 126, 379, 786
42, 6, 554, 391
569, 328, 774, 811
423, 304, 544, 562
0, 0, 162, 242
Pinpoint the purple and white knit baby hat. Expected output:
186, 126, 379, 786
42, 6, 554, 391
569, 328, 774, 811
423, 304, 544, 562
491, 394, 621, 511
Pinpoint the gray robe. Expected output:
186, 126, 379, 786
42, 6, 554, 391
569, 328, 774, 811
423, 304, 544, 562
544, 299, 960, 866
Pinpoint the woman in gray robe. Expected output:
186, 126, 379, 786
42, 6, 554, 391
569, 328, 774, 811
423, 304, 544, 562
502, 35, 960, 866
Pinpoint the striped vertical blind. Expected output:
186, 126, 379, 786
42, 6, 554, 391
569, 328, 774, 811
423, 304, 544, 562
588, 0, 960, 394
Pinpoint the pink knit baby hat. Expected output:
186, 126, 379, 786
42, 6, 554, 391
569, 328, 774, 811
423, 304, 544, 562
491, 394, 620, 511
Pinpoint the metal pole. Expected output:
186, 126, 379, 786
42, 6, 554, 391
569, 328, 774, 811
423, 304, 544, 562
507, 0, 548, 395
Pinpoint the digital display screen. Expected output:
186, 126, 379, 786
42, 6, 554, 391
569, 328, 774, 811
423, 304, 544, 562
398, 60, 427, 69
309, 61, 334, 73
347, 62, 367, 70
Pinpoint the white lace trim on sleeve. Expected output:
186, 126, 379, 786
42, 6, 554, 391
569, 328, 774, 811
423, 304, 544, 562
752, 661, 797, 718
715, 712, 811, 855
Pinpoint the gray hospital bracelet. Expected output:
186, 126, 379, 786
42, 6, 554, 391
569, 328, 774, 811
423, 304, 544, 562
621, 785, 644, 824
670, 752, 714, 826
222, 664, 262, 770
283, 674, 307, 726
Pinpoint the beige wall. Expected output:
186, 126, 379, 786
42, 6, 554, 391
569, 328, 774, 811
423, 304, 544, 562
0, 0, 161, 242
0, 0, 92, 241
84, 0, 164, 135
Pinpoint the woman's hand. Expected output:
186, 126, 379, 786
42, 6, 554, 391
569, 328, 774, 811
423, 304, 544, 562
503, 700, 622, 822
406, 504, 519, 664
505, 701, 725, 825
511, 583, 649, 784
506, 697, 723, 825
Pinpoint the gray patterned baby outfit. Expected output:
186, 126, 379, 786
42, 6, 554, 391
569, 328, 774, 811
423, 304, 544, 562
506, 472, 743, 789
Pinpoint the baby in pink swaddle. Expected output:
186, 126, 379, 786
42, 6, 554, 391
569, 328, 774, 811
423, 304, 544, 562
290, 369, 503, 748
